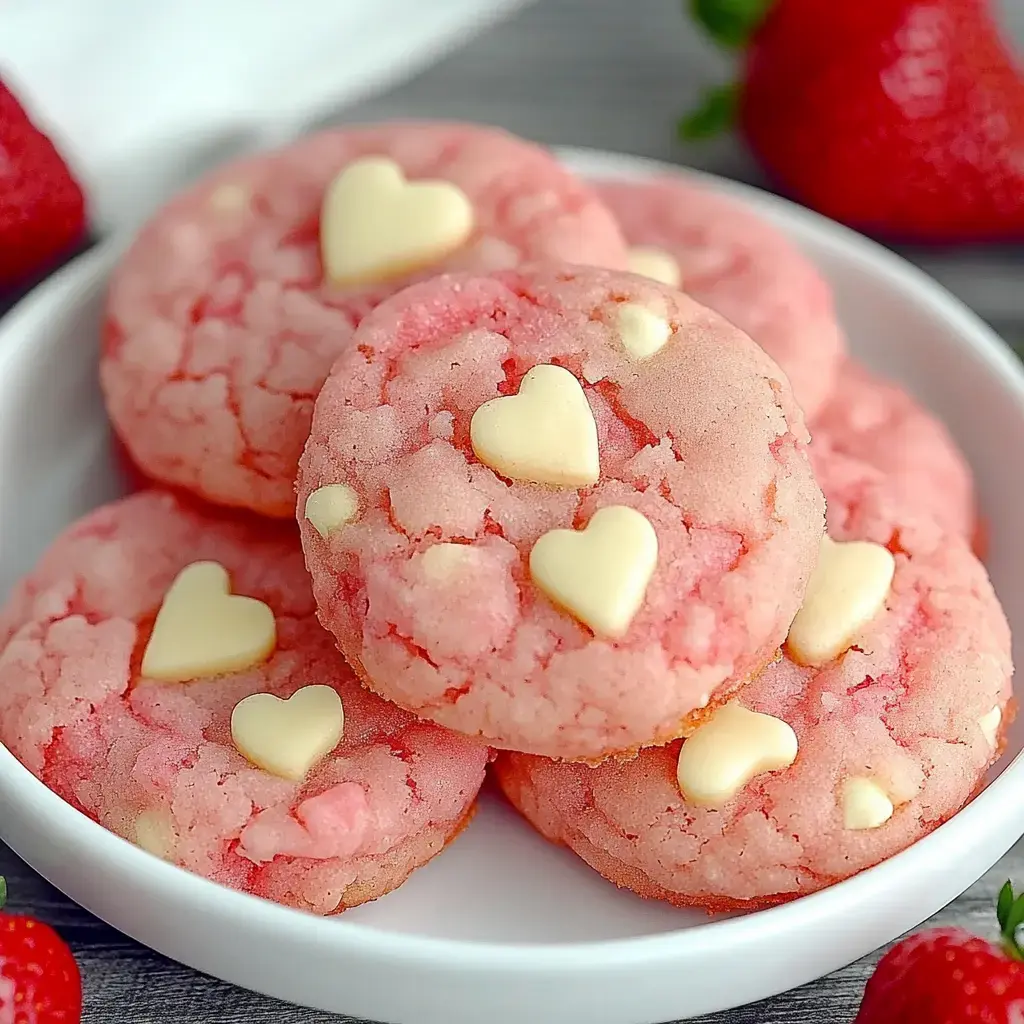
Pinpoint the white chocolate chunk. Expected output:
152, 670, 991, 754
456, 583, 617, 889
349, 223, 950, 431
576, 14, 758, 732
208, 182, 251, 213
470, 364, 600, 487
420, 543, 476, 581
979, 705, 1003, 748
141, 562, 277, 682
676, 703, 797, 807
627, 246, 681, 288
231, 685, 344, 781
305, 483, 359, 539
321, 156, 473, 285
615, 303, 673, 361
786, 535, 896, 667
842, 777, 894, 831
134, 809, 177, 859
529, 505, 658, 638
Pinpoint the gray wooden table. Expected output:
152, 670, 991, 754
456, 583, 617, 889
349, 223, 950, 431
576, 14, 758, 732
2, 0, 1023, 1020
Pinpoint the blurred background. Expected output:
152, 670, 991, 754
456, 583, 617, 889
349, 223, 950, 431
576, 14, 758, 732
2, 0, 1022, 333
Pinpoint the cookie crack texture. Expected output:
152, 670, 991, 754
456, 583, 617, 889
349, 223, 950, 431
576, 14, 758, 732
104, 252, 354, 516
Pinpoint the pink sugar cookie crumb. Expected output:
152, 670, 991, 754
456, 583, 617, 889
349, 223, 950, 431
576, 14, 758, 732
298, 264, 825, 761
496, 503, 1012, 910
101, 122, 628, 517
0, 491, 487, 914
595, 177, 846, 418
811, 360, 976, 540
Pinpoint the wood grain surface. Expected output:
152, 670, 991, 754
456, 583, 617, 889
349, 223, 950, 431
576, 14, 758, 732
1, 0, 1023, 1020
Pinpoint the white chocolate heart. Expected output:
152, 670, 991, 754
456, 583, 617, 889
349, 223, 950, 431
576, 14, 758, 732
841, 776, 894, 831
231, 685, 344, 781
304, 483, 359, 539
615, 303, 673, 361
786, 535, 895, 667
321, 156, 474, 286
470, 363, 600, 487
141, 562, 277, 682
529, 505, 658, 638
676, 703, 798, 807
627, 246, 681, 288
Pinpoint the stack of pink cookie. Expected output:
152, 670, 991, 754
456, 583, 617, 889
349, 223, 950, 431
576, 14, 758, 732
0, 123, 1011, 919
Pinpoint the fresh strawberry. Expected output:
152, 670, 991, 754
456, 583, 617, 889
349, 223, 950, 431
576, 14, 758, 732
684, 0, 1024, 243
0, 81, 87, 287
0, 877, 82, 1023
854, 880, 1024, 1022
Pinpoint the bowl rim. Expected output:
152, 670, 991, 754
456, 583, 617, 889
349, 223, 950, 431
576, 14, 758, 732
1, 143, 1023, 977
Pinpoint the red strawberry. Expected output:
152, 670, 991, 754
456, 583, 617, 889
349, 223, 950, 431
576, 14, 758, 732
0, 81, 87, 287
684, 0, 1024, 243
0, 878, 82, 1023
854, 880, 1024, 1022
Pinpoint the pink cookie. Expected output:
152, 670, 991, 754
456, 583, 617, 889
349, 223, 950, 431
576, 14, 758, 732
0, 491, 488, 914
495, 507, 1012, 911
595, 177, 845, 418
101, 122, 629, 518
811, 360, 976, 541
297, 264, 825, 761
809, 437, 933, 544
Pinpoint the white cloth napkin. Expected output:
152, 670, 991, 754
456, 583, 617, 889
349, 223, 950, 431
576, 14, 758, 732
0, 0, 532, 233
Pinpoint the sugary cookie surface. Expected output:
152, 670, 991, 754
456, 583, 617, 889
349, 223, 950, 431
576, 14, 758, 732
811, 359, 976, 542
298, 264, 825, 760
0, 491, 488, 914
101, 123, 628, 517
596, 177, 846, 418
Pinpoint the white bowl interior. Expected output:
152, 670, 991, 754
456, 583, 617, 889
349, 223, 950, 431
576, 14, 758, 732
1, 147, 1023, 1023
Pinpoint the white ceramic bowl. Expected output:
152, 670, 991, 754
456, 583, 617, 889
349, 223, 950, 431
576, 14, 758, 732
1, 147, 1023, 1024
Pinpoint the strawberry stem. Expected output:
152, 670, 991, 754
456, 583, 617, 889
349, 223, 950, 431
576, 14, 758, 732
0, 876, 7, 911
678, 83, 740, 140
679, 0, 773, 142
687, 0, 775, 49
996, 880, 1024, 961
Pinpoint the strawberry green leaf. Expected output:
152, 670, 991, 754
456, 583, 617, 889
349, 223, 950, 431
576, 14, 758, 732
0, 876, 7, 911
1006, 894, 1024, 938
1000, 886, 1024, 961
999, 881, 1015, 931
687, 0, 775, 49
678, 83, 739, 140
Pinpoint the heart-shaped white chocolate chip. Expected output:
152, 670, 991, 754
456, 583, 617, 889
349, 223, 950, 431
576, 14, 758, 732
676, 703, 798, 807
304, 483, 359, 539
841, 776, 894, 831
321, 156, 474, 286
786, 535, 896, 667
529, 505, 658, 638
627, 246, 681, 288
141, 562, 277, 682
471, 363, 600, 487
231, 685, 344, 781
615, 303, 673, 361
